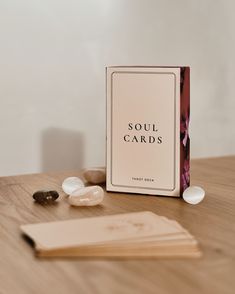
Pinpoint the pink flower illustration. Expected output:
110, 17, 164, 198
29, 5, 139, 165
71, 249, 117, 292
181, 116, 189, 147
182, 159, 190, 190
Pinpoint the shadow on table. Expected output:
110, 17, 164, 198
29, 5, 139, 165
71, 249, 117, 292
41, 127, 84, 172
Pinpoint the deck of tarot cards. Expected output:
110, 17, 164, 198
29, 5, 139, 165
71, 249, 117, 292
21, 211, 201, 258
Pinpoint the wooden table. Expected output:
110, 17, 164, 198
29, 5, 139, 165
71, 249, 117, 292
0, 156, 235, 294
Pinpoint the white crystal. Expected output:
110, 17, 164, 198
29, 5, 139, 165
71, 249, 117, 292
83, 168, 106, 184
183, 186, 205, 205
68, 185, 104, 206
62, 177, 84, 195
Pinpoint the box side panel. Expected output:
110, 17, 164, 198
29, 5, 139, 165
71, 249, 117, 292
106, 67, 112, 191
180, 67, 190, 195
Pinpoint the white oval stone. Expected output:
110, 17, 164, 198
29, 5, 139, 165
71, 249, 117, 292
183, 186, 205, 205
62, 177, 84, 195
83, 168, 106, 184
68, 185, 104, 206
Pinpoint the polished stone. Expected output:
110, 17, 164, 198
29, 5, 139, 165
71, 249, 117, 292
33, 190, 59, 204
68, 185, 104, 206
83, 168, 106, 184
62, 177, 84, 195
183, 186, 205, 205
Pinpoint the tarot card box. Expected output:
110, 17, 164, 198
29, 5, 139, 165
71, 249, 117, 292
106, 66, 190, 197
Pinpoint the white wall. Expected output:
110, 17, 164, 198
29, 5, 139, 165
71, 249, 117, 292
0, 0, 234, 176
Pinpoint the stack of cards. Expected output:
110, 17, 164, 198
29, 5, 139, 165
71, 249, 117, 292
21, 211, 201, 258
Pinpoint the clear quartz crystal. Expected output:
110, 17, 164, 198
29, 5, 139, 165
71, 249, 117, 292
62, 177, 84, 195
68, 186, 104, 206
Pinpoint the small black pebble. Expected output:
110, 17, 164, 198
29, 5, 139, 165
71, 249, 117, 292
33, 190, 59, 204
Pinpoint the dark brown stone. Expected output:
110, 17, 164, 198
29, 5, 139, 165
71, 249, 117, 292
33, 190, 59, 204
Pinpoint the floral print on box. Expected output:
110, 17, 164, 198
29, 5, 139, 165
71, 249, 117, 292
180, 67, 190, 195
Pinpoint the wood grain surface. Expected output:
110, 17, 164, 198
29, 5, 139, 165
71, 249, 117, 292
0, 156, 235, 294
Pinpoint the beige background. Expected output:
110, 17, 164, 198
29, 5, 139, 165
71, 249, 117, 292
0, 0, 234, 176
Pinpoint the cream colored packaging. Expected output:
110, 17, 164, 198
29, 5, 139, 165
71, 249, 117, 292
106, 66, 190, 197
